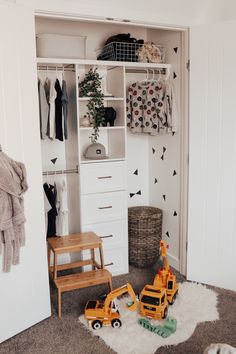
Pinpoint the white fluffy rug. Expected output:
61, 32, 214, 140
79, 282, 219, 354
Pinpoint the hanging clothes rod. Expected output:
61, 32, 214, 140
37, 64, 75, 72
125, 68, 166, 74
42, 166, 79, 176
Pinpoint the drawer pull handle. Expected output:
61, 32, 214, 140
97, 176, 112, 179
105, 262, 114, 267
98, 206, 112, 210
100, 234, 113, 239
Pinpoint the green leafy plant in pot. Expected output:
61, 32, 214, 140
79, 68, 105, 143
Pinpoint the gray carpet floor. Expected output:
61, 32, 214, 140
1, 265, 236, 354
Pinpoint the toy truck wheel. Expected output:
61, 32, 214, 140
111, 319, 122, 328
169, 294, 176, 305
92, 320, 102, 330
163, 307, 168, 319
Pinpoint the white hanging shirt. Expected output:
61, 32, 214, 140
38, 78, 49, 139
47, 78, 57, 139
56, 179, 69, 236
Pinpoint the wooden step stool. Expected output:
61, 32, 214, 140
47, 232, 112, 318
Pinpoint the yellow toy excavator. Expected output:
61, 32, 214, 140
153, 240, 178, 304
84, 283, 137, 329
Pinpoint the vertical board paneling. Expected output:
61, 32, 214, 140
0, 1, 51, 343
188, 21, 236, 290
147, 29, 182, 269
2, 9, 25, 155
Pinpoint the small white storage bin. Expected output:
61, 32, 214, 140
36, 33, 86, 59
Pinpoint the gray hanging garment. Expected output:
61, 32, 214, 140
0, 151, 28, 272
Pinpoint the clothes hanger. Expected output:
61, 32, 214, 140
43, 170, 48, 187
56, 65, 59, 80
139, 69, 150, 85
44, 66, 50, 85
54, 170, 57, 189
155, 69, 162, 83
164, 67, 170, 81
150, 69, 155, 82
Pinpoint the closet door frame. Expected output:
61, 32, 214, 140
34, 11, 190, 276
0, 1, 51, 343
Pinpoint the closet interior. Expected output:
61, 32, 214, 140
36, 16, 186, 274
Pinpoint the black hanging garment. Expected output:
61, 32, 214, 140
43, 183, 58, 237
55, 79, 63, 141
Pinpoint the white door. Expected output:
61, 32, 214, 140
0, 1, 51, 342
187, 21, 236, 291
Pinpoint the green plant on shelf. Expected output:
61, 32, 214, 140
79, 68, 105, 143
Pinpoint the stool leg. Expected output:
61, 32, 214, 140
54, 253, 58, 280
99, 245, 104, 269
90, 249, 95, 270
58, 289, 62, 318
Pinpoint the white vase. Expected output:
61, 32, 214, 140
80, 116, 91, 127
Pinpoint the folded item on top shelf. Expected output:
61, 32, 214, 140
104, 33, 144, 45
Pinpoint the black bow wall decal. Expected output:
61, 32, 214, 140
161, 146, 167, 160
129, 190, 142, 198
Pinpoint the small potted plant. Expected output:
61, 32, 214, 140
79, 68, 105, 143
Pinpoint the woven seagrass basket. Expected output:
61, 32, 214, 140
128, 206, 162, 268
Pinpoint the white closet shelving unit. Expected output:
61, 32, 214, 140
37, 43, 171, 275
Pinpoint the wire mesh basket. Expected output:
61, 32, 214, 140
97, 42, 166, 63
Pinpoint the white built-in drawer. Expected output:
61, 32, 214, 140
80, 161, 126, 194
81, 219, 128, 249
82, 246, 128, 276
103, 247, 129, 276
81, 191, 127, 224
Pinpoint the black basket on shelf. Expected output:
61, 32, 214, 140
128, 206, 163, 268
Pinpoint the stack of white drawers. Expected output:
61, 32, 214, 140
79, 161, 128, 276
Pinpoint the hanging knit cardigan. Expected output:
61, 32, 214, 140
0, 152, 28, 272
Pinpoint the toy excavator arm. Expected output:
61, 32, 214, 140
104, 283, 137, 313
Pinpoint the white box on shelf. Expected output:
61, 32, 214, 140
36, 33, 87, 59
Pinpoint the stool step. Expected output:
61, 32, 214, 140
54, 269, 112, 293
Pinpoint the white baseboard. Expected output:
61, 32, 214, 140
167, 251, 180, 271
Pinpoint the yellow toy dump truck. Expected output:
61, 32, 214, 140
139, 240, 178, 319
153, 240, 178, 305
139, 284, 168, 320
84, 283, 137, 329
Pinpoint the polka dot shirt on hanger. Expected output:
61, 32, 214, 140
126, 79, 177, 135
